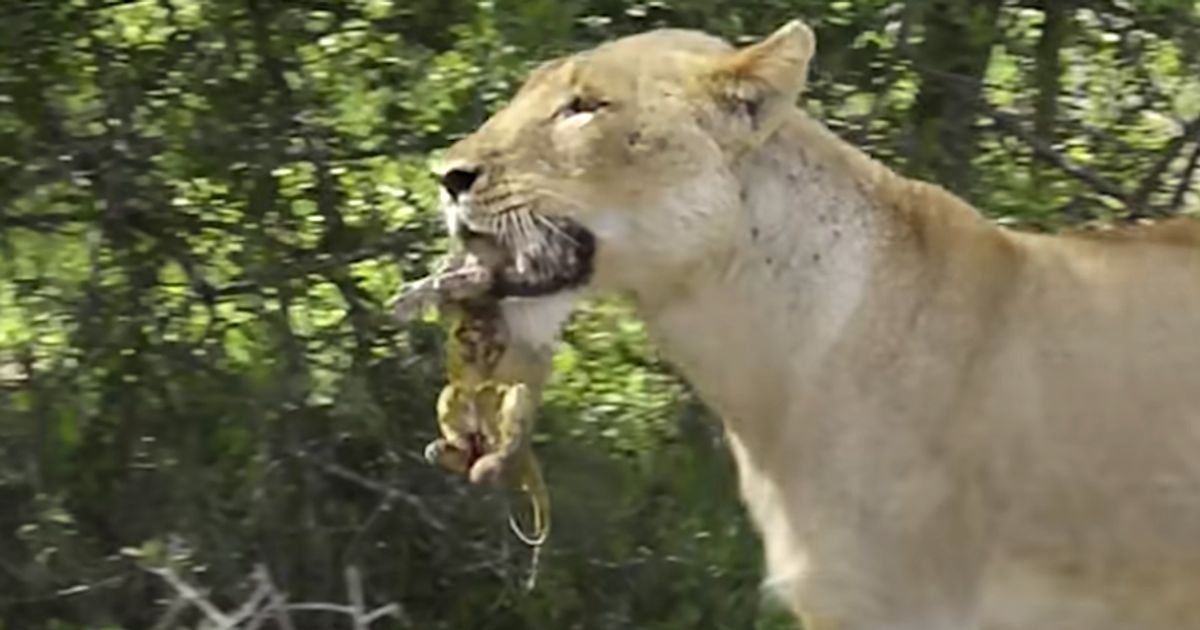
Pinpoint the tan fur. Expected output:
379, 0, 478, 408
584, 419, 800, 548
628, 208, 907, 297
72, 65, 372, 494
439, 19, 1200, 630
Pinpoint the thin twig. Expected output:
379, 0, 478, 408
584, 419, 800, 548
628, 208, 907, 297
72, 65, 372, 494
149, 561, 402, 629
984, 107, 1136, 208
279, 601, 402, 623
297, 452, 448, 533
1132, 115, 1200, 215
363, 604, 404, 624
260, 568, 297, 630
898, 59, 1153, 215
149, 595, 189, 630
226, 568, 273, 627
0, 211, 97, 231
213, 230, 426, 299
282, 603, 361, 615
147, 566, 234, 628
345, 566, 367, 630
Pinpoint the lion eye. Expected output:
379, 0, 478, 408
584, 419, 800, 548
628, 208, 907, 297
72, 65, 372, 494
558, 95, 609, 118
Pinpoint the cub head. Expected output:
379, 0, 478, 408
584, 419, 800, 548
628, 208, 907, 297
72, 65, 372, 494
435, 20, 816, 299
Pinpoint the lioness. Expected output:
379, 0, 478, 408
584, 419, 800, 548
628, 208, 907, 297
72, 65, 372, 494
432, 18, 1200, 630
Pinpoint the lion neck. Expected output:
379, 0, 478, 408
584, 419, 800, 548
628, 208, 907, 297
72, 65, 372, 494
630, 110, 919, 457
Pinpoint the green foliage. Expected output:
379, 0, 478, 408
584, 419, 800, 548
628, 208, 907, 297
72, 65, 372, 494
1, 1, 1199, 628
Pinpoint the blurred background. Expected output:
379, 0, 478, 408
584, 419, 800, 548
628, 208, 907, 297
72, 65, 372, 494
2, 1, 1199, 628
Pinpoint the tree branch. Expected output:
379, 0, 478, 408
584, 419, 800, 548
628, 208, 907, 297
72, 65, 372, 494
1169, 139, 1200, 212
148, 562, 406, 629
984, 106, 1136, 208
210, 228, 429, 299
0, 211, 96, 231
147, 565, 234, 628
1132, 116, 1200, 215
294, 451, 448, 533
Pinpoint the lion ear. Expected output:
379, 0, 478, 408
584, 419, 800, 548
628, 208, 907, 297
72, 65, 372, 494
705, 20, 815, 128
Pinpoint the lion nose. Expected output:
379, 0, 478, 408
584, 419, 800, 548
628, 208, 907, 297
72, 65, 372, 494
440, 166, 480, 200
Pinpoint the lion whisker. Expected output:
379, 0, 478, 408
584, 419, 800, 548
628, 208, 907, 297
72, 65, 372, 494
505, 211, 534, 272
533, 213, 579, 246
521, 210, 549, 252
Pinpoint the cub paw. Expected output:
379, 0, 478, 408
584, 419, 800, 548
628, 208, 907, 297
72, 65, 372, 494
424, 439, 472, 475
468, 452, 508, 485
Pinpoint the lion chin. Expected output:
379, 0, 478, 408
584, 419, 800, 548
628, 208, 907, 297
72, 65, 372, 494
435, 17, 1200, 630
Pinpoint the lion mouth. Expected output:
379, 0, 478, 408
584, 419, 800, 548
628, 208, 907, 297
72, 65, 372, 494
454, 210, 595, 298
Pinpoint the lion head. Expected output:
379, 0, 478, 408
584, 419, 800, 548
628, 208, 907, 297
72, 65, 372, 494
435, 21, 816, 300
